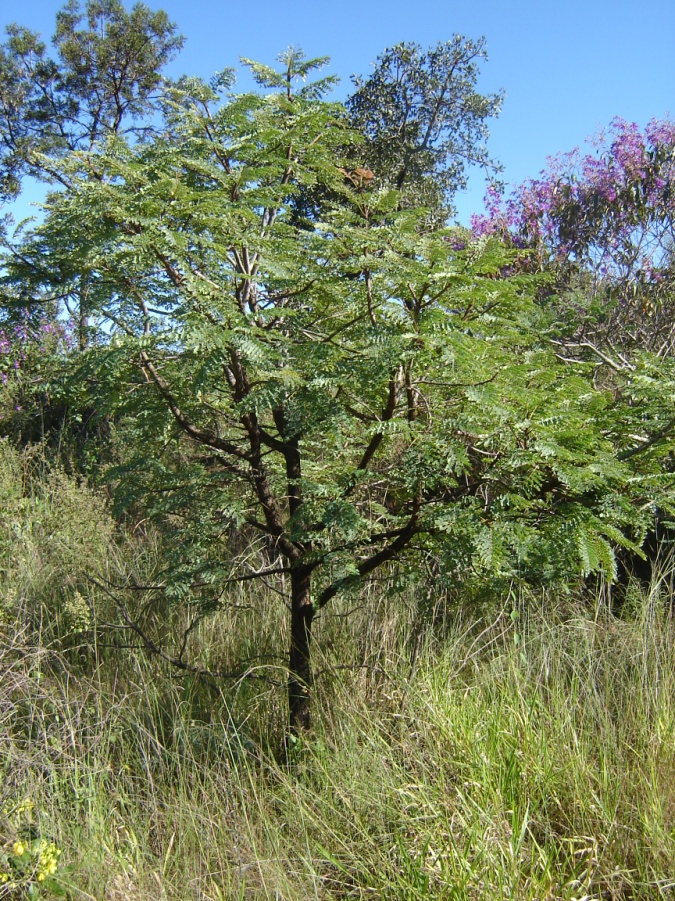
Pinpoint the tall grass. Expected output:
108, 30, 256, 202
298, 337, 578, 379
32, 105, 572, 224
2, 441, 675, 899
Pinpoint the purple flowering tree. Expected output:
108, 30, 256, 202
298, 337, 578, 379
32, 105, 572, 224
0, 310, 74, 436
471, 118, 675, 355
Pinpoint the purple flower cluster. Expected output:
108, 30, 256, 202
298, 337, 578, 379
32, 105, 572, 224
0, 313, 75, 386
471, 118, 675, 282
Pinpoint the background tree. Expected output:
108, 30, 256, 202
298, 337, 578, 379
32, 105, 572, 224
0, 0, 183, 201
471, 118, 675, 356
346, 38, 503, 220
0, 0, 183, 357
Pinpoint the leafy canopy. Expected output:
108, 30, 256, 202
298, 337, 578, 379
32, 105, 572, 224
3, 52, 672, 599
0, 0, 183, 200
347, 38, 503, 219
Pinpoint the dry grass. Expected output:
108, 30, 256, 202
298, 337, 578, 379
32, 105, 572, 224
2, 442, 675, 899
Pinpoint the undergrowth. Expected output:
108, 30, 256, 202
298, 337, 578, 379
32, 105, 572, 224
1, 441, 675, 899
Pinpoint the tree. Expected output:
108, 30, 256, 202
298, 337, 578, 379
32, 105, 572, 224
471, 118, 675, 356
3, 49, 675, 734
0, 0, 183, 200
347, 38, 503, 220
0, 0, 183, 354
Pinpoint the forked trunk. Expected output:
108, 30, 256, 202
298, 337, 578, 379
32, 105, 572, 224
288, 566, 314, 733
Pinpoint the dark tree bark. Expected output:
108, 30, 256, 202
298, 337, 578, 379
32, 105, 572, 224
288, 565, 314, 733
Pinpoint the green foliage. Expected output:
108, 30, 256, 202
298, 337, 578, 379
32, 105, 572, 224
1, 11, 674, 895
0, 440, 120, 648
347, 38, 503, 218
242, 46, 339, 100
0, 431, 673, 898
0, 799, 63, 899
0, 0, 183, 200
6, 80, 667, 597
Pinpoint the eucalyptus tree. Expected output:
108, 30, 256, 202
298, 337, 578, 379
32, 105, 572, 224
4, 51, 674, 733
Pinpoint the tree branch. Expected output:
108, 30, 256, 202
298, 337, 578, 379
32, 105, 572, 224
315, 497, 422, 610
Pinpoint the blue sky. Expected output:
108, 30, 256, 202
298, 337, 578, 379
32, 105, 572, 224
2, 0, 674, 224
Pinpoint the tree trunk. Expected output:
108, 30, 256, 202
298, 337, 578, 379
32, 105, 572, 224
288, 566, 314, 733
